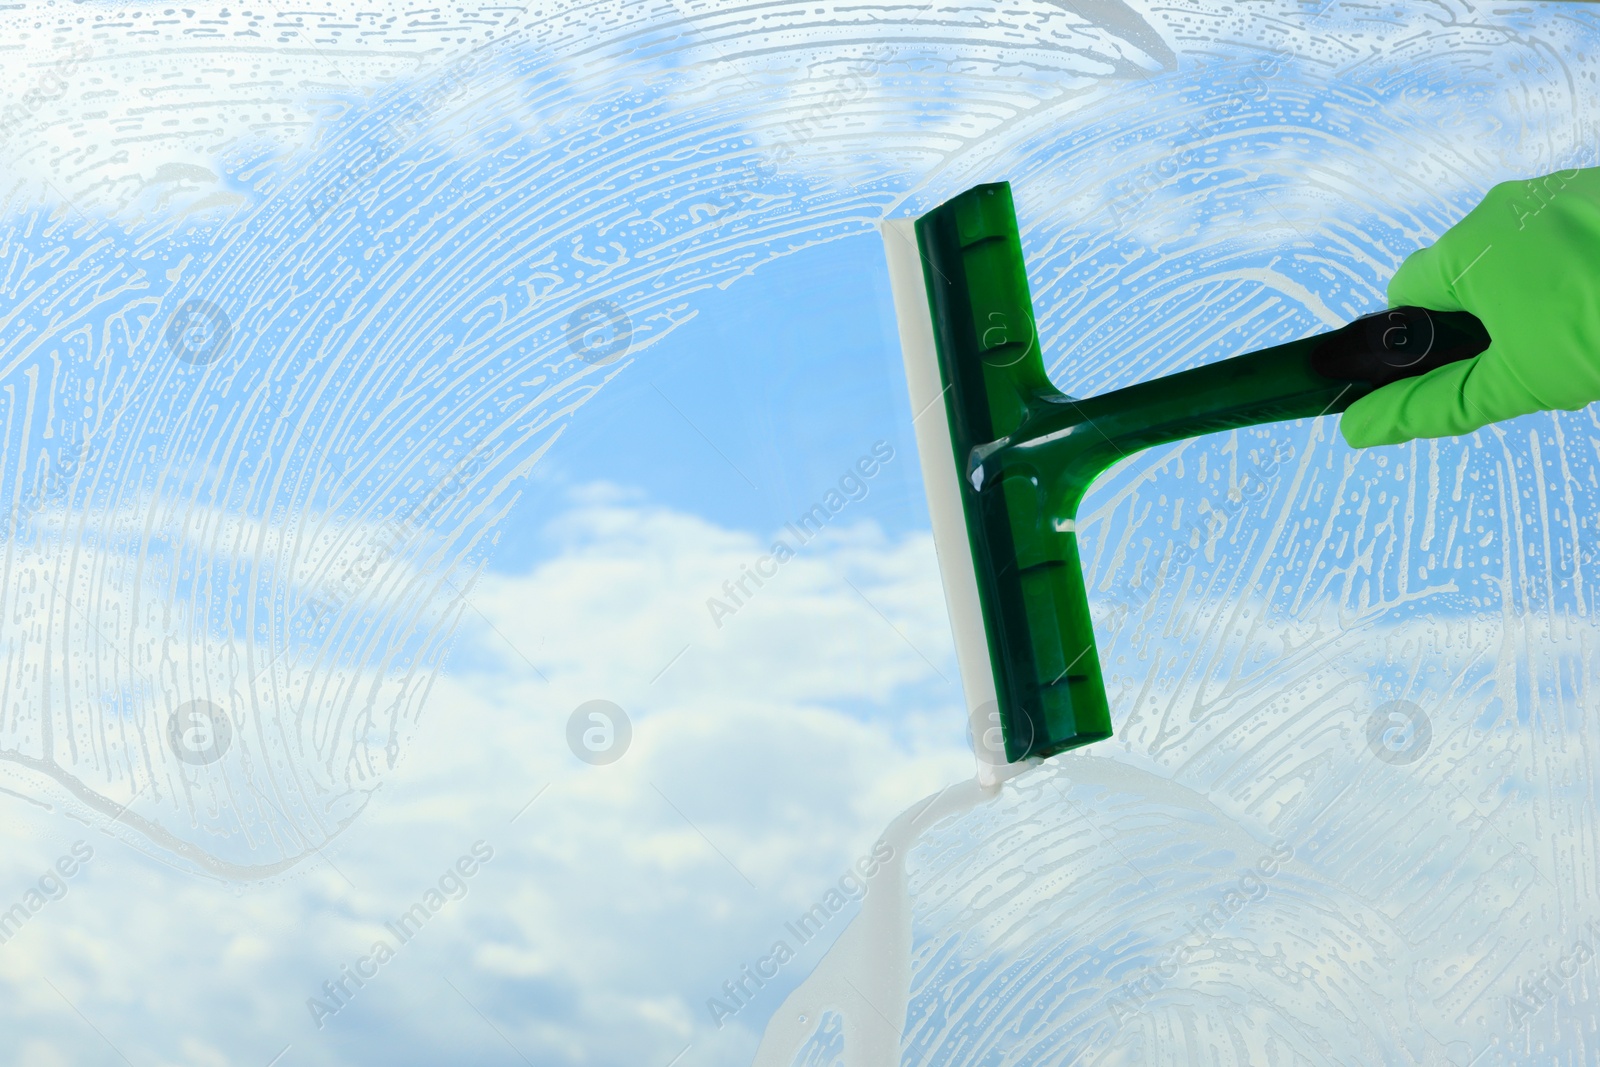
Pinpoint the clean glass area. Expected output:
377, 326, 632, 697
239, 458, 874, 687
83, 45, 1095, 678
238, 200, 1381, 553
0, 2, 1594, 1065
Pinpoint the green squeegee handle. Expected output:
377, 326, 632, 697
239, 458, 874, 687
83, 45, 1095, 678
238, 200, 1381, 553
1309, 306, 1488, 387
915, 181, 1490, 765
981, 305, 1491, 512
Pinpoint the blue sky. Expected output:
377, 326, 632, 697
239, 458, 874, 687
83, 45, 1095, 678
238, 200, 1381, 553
504, 231, 930, 569
0, 1, 1598, 1066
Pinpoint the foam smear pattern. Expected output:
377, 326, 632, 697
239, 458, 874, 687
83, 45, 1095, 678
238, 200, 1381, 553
0, 0, 1174, 878
763, 3, 1600, 1065
0, 0, 1594, 1060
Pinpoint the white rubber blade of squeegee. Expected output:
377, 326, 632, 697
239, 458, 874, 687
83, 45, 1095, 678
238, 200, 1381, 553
879, 218, 1034, 790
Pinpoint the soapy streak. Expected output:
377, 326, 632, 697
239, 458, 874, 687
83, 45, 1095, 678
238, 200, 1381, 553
707, 840, 895, 1029
1103, 841, 1293, 1028
0, 3, 1591, 1062
0, 433, 93, 543
759, 4, 1600, 1062
1104, 51, 1301, 229
1505, 917, 1600, 1027
0, 41, 93, 145
1108, 440, 1295, 616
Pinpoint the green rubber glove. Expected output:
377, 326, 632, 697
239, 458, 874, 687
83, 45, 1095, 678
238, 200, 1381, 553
1340, 166, 1600, 448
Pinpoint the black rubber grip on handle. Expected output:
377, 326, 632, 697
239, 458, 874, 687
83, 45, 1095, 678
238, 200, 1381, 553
1311, 306, 1490, 387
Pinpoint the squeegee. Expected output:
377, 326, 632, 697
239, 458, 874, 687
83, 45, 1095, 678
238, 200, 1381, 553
882, 182, 1489, 782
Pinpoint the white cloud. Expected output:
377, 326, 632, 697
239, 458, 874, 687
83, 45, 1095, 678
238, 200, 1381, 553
0, 484, 972, 1065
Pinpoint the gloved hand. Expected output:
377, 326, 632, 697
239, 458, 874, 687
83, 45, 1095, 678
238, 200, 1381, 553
1340, 166, 1600, 448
